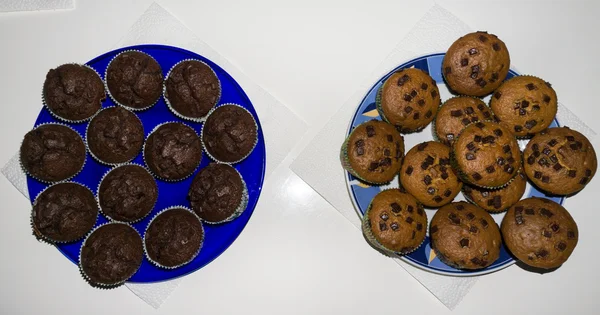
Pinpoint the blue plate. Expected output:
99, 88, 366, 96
27, 45, 266, 283
345, 53, 563, 276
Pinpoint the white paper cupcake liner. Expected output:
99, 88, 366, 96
104, 50, 163, 112
200, 103, 259, 165
142, 206, 204, 269
163, 58, 222, 122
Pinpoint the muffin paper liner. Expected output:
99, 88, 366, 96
163, 59, 222, 122
142, 206, 204, 269
197, 165, 249, 225
31, 181, 99, 244
361, 188, 427, 256
84, 106, 145, 166
78, 222, 143, 288
42, 63, 105, 123
20, 122, 87, 184
104, 50, 162, 112
142, 121, 202, 182
431, 95, 490, 145
200, 103, 258, 164
96, 163, 158, 223
339, 123, 390, 185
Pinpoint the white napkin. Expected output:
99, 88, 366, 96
2, 1, 306, 309
0, 0, 74, 12
290, 4, 595, 310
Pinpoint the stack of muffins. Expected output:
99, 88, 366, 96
343, 31, 596, 271
22, 50, 259, 287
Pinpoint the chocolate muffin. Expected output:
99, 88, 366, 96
430, 201, 502, 269
144, 122, 202, 181
523, 127, 596, 195
86, 107, 144, 164
202, 104, 258, 163
105, 51, 163, 110
144, 208, 203, 268
452, 121, 521, 188
361, 189, 427, 254
490, 76, 557, 137
442, 31, 510, 96
165, 60, 220, 120
20, 124, 86, 182
341, 120, 405, 184
399, 141, 462, 207
376, 68, 441, 132
31, 182, 98, 242
434, 96, 494, 145
501, 197, 578, 269
80, 223, 143, 286
43, 64, 105, 122
463, 171, 527, 213
188, 163, 246, 224
98, 164, 158, 223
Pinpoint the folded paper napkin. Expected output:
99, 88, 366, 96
290, 4, 596, 310
0, 0, 74, 12
2, 2, 306, 309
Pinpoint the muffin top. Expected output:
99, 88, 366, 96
523, 127, 596, 195
106, 51, 163, 109
87, 106, 144, 164
202, 105, 257, 163
363, 189, 427, 254
144, 208, 203, 268
501, 197, 578, 269
43, 64, 105, 121
80, 223, 143, 285
399, 141, 462, 207
452, 121, 521, 188
188, 163, 245, 223
344, 120, 405, 184
32, 182, 98, 242
430, 201, 502, 269
99, 165, 158, 223
490, 76, 557, 137
378, 68, 441, 132
442, 31, 510, 96
144, 122, 202, 180
20, 124, 86, 182
463, 171, 527, 213
434, 96, 493, 145
165, 60, 220, 119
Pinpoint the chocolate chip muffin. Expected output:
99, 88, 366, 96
144, 208, 203, 268
501, 197, 578, 269
202, 104, 258, 163
144, 122, 202, 181
165, 60, 220, 120
434, 96, 494, 145
452, 121, 521, 188
106, 51, 163, 110
341, 120, 405, 184
442, 31, 510, 96
86, 107, 144, 164
463, 171, 527, 213
399, 141, 462, 207
98, 164, 158, 223
31, 182, 98, 243
361, 189, 427, 254
20, 124, 86, 183
80, 223, 143, 286
523, 127, 596, 195
430, 201, 502, 269
43, 64, 105, 122
188, 163, 246, 224
376, 68, 441, 132
490, 76, 557, 137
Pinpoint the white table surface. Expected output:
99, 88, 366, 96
1, 0, 599, 314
